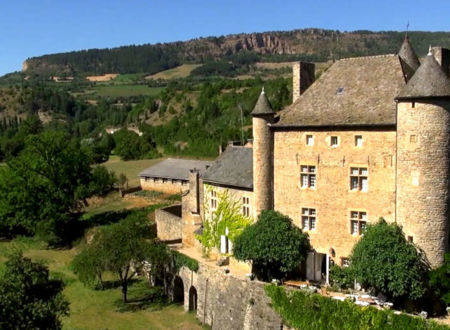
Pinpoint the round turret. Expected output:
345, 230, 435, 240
396, 52, 450, 267
252, 88, 275, 217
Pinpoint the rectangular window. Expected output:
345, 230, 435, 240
341, 257, 350, 267
331, 136, 339, 147
210, 190, 217, 210
300, 165, 316, 189
301, 208, 316, 231
350, 211, 367, 235
242, 196, 250, 217
306, 135, 314, 146
355, 135, 363, 147
350, 167, 368, 192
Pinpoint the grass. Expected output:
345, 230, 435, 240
0, 238, 205, 330
91, 85, 165, 97
83, 191, 135, 218
147, 64, 201, 80
102, 155, 162, 187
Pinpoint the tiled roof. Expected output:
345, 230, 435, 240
203, 146, 253, 189
397, 53, 450, 99
139, 158, 212, 180
274, 55, 406, 127
398, 36, 420, 81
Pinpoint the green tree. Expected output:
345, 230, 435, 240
429, 253, 450, 306
349, 219, 428, 301
73, 211, 159, 302
233, 210, 310, 281
0, 252, 69, 330
0, 130, 104, 244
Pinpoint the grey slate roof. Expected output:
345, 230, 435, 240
202, 146, 253, 189
139, 158, 212, 180
274, 55, 406, 127
251, 90, 274, 116
397, 53, 450, 99
398, 36, 421, 80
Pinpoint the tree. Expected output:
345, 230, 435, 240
0, 130, 108, 244
73, 211, 159, 302
349, 219, 429, 301
233, 210, 311, 281
0, 252, 69, 329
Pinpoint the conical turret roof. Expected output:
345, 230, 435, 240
251, 88, 274, 116
397, 51, 450, 99
398, 36, 420, 72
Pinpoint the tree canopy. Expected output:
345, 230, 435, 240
233, 210, 310, 281
350, 219, 429, 301
0, 252, 69, 330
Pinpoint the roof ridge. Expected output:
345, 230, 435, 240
339, 54, 397, 61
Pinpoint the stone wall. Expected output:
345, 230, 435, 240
140, 177, 188, 194
175, 262, 286, 330
273, 128, 397, 262
292, 62, 316, 103
397, 100, 450, 267
155, 205, 182, 242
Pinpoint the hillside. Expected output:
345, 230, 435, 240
22, 28, 450, 77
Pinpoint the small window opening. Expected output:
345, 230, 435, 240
410, 135, 417, 143
408, 236, 413, 243
306, 135, 314, 146
412, 102, 415, 108
355, 135, 363, 147
330, 136, 339, 147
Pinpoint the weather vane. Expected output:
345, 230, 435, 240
406, 21, 410, 37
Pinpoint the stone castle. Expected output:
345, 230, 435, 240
153, 37, 450, 286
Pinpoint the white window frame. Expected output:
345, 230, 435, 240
210, 190, 217, 210
350, 167, 368, 192
300, 165, 316, 189
350, 211, 367, 235
301, 208, 316, 231
242, 196, 250, 217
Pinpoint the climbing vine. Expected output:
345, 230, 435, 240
196, 185, 252, 255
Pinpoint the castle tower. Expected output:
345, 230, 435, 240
398, 35, 420, 81
396, 50, 450, 267
252, 88, 275, 217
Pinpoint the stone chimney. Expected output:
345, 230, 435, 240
431, 47, 450, 76
188, 169, 200, 214
292, 62, 315, 103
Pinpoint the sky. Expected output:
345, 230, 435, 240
1, 0, 450, 76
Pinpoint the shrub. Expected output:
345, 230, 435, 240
329, 264, 354, 290
429, 253, 450, 306
233, 210, 310, 281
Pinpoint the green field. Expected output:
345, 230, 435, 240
147, 64, 201, 80
91, 85, 165, 97
0, 237, 205, 330
102, 155, 162, 187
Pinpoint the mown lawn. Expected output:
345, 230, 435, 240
102, 155, 162, 187
0, 236, 205, 330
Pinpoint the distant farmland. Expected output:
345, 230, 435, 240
92, 85, 164, 98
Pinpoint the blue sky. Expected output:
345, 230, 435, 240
1, 0, 449, 76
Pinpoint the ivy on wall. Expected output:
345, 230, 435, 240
264, 284, 448, 330
196, 185, 252, 255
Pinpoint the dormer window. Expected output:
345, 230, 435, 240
336, 87, 344, 95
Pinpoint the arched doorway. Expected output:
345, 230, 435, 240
189, 286, 198, 311
173, 276, 184, 304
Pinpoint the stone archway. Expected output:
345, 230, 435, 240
173, 276, 184, 304
188, 286, 198, 311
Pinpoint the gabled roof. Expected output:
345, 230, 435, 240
398, 36, 420, 80
274, 55, 406, 127
202, 146, 253, 189
397, 53, 450, 99
139, 158, 212, 180
251, 89, 274, 116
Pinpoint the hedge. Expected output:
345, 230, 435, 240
264, 284, 449, 330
